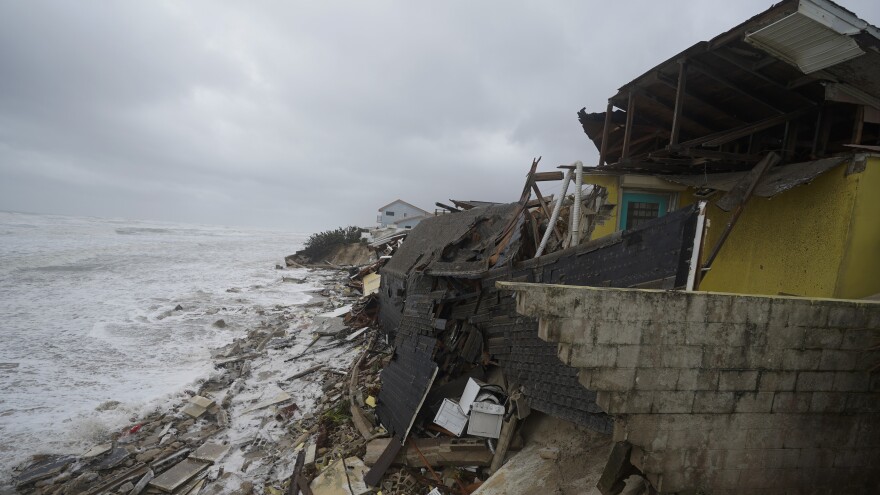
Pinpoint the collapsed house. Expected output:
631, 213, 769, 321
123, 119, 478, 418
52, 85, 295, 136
371, 0, 880, 493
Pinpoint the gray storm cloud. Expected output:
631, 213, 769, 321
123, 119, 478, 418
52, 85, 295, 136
1, 1, 877, 231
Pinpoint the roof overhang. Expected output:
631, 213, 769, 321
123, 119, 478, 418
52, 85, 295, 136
745, 0, 870, 74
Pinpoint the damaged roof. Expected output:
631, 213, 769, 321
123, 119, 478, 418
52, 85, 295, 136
381, 203, 521, 280
579, 0, 880, 175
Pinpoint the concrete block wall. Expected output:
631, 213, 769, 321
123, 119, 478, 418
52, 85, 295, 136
500, 282, 880, 494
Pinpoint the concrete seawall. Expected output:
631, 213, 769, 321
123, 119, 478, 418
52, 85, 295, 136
500, 282, 880, 494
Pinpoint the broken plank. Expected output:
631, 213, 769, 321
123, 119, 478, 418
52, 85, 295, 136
363, 437, 403, 487
532, 171, 564, 182
364, 437, 495, 468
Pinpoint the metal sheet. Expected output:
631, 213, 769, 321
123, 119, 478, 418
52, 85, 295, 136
663, 156, 847, 197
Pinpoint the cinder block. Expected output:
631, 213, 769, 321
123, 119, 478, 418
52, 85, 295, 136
723, 449, 762, 470
796, 371, 835, 391
615, 345, 641, 368
744, 430, 786, 450
810, 392, 847, 413
706, 297, 735, 323
577, 369, 592, 389
710, 469, 742, 489
660, 345, 703, 368
768, 448, 800, 469
590, 368, 636, 390
734, 392, 774, 413
767, 323, 805, 349
856, 418, 880, 447
832, 372, 870, 392
771, 392, 812, 413
651, 391, 694, 413
719, 371, 759, 391
781, 349, 822, 370
688, 322, 746, 347
827, 305, 866, 329
692, 391, 735, 413
677, 369, 719, 391
616, 391, 654, 414
787, 302, 828, 328
840, 328, 880, 350
557, 343, 572, 365
667, 428, 709, 450
595, 319, 642, 345
703, 345, 748, 369
627, 427, 668, 451
635, 368, 679, 391
758, 371, 797, 391
818, 349, 860, 371
662, 324, 687, 345
802, 327, 843, 349
833, 448, 876, 468
567, 343, 617, 368
685, 293, 708, 324
845, 393, 880, 413
745, 347, 784, 369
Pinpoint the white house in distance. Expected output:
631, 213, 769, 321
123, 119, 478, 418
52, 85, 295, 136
377, 199, 431, 230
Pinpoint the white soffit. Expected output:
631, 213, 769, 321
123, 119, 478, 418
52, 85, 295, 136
745, 0, 868, 74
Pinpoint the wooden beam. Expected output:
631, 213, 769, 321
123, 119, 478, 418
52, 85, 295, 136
670, 61, 687, 146
689, 59, 788, 114
678, 106, 815, 148
655, 72, 747, 126
675, 148, 761, 162
852, 105, 865, 145
635, 88, 717, 135
621, 93, 635, 159
712, 49, 817, 107
533, 171, 564, 182
608, 131, 666, 157
703, 152, 780, 272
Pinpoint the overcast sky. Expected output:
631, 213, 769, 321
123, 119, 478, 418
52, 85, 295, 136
1, 1, 877, 232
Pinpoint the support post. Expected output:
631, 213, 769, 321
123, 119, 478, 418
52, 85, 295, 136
570, 161, 584, 247
669, 60, 687, 147
621, 93, 635, 160
535, 169, 573, 258
599, 100, 613, 166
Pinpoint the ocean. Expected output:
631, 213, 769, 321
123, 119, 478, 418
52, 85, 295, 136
0, 211, 314, 482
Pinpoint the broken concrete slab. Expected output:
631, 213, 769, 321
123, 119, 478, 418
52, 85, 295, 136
310, 456, 370, 495
312, 316, 348, 337
81, 443, 112, 458
241, 391, 292, 414
95, 447, 130, 470
15, 455, 75, 487
181, 395, 215, 418
317, 305, 352, 318
148, 458, 209, 493
189, 442, 228, 464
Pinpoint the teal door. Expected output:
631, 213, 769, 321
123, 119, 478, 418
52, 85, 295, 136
619, 192, 669, 230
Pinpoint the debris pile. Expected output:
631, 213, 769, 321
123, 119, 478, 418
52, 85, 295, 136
9, 266, 388, 495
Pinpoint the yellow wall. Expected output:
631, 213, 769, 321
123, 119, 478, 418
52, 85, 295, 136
587, 174, 620, 240
584, 158, 880, 299
836, 156, 880, 299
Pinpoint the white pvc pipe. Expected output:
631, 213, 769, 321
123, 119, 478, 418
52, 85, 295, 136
535, 168, 573, 258
570, 161, 584, 246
